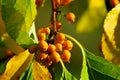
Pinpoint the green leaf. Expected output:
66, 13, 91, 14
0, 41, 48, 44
64, 34, 89, 80
60, 60, 77, 80
0, 58, 10, 74
88, 67, 116, 80
85, 49, 120, 80
65, 33, 120, 80
80, 48, 89, 80
19, 61, 33, 80
1, 0, 37, 46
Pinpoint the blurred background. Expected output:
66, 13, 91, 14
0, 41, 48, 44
35, 0, 107, 79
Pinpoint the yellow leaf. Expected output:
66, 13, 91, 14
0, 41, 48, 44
101, 4, 120, 64
0, 50, 34, 80
32, 60, 52, 80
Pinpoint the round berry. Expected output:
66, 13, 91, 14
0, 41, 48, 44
38, 40, 48, 51
62, 40, 73, 50
50, 51, 60, 63
55, 43, 63, 51
55, 0, 60, 6
65, 12, 75, 23
50, 21, 62, 31
35, 0, 42, 6
56, 21, 62, 31
37, 28, 44, 34
56, 33, 65, 44
48, 44, 56, 53
60, 0, 74, 6
44, 27, 50, 34
45, 56, 53, 67
36, 52, 48, 62
5, 49, 13, 57
28, 45, 37, 54
60, 50, 71, 62
38, 33, 46, 41
110, 0, 119, 7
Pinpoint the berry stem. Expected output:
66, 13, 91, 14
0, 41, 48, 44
51, 0, 57, 35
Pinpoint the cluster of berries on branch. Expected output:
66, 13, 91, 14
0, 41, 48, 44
28, 0, 76, 67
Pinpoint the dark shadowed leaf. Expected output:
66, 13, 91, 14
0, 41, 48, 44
60, 60, 77, 80
0, 58, 10, 74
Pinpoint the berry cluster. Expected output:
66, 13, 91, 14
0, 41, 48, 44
28, 27, 73, 67
28, 0, 75, 67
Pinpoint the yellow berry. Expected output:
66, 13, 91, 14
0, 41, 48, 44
60, 50, 71, 62
66, 12, 75, 23
38, 40, 48, 51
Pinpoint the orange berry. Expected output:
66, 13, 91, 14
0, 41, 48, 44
36, 52, 48, 63
48, 44, 56, 53
50, 21, 62, 31
55, 0, 61, 6
56, 21, 62, 31
55, 43, 63, 51
60, 50, 71, 62
45, 56, 53, 67
37, 28, 44, 34
49, 51, 60, 63
38, 33, 46, 41
63, 40, 73, 50
35, 0, 42, 6
110, 0, 119, 7
65, 12, 75, 23
44, 27, 50, 34
5, 49, 13, 57
60, 0, 74, 6
38, 40, 48, 51
56, 33, 65, 44
28, 45, 37, 54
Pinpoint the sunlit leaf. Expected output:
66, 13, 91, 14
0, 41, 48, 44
76, 0, 106, 33
85, 49, 120, 80
1, 0, 37, 46
101, 3, 120, 64
80, 49, 89, 80
0, 50, 34, 80
32, 60, 52, 80
0, 2, 25, 54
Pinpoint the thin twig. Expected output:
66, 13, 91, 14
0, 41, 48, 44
51, 0, 57, 35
